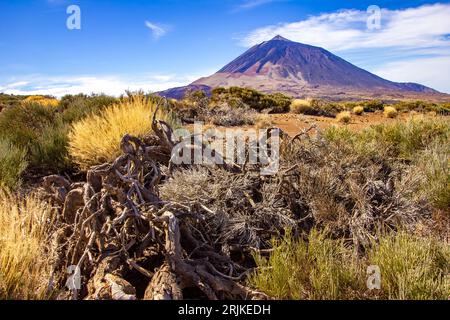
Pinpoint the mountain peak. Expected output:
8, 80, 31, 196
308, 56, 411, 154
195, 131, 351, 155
160, 37, 439, 100
270, 35, 290, 41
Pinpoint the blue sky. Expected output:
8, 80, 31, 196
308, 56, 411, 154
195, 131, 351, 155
0, 0, 449, 96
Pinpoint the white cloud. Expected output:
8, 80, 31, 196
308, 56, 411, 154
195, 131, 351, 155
373, 56, 450, 93
240, 3, 450, 52
235, 0, 275, 11
145, 21, 167, 40
1, 73, 202, 97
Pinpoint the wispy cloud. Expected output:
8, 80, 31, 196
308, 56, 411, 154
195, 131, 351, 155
374, 56, 450, 93
240, 3, 450, 92
145, 21, 168, 40
237, 0, 274, 10
0, 73, 203, 97
240, 3, 450, 52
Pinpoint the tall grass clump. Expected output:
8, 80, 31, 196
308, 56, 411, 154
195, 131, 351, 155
68, 95, 179, 169
0, 139, 28, 189
353, 106, 364, 115
336, 111, 351, 124
384, 106, 398, 118
290, 99, 313, 114
368, 232, 449, 300
409, 141, 450, 211
0, 190, 55, 299
250, 230, 365, 300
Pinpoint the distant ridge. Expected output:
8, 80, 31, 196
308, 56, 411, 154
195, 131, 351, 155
158, 36, 447, 101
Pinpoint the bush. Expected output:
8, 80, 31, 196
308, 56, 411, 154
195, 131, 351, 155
290, 99, 313, 114
384, 106, 398, 118
0, 103, 71, 171
0, 103, 55, 146
393, 100, 450, 115
353, 106, 364, 115
363, 100, 385, 112
211, 87, 291, 113
368, 232, 449, 300
23, 95, 59, 108
336, 111, 351, 124
68, 95, 180, 169
0, 190, 55, 299
58, 94, 118, 123
0, 139, 28, 189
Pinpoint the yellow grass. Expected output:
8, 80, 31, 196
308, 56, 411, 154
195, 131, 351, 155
336, 111, 351, 124
0, 190, 54, 299
255, 115, 274, 130
68, 95, 178, 169
353, 106, 364, 115
24, 95, 59, 107
290, 99, 312, 114
384, 106, 398, 118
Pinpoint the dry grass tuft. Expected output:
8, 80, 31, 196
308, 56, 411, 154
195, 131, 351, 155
384, 106, 398, 118
0, 190, 55, 299
353, 106, 364, 115
290, 99, 312, 114
68, 95, 178, 169
336, 111, 352, 124
255, 115, 273, 130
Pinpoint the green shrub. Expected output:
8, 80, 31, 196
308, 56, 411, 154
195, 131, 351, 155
393, 100, 450, 115
0, 138, 28, 189
0, 103, 56, 146
363, 100, 385, 112
58, 94, 118, 123
0, 103, 72, 171
211, 87, 291, 113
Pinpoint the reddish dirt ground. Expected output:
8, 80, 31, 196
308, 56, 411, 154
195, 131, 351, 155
186, 111, 443, 137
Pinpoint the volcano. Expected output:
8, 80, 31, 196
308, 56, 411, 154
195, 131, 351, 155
159, 35, 443, 100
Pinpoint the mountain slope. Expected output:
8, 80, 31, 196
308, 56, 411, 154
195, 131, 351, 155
159, 36, 443, 100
